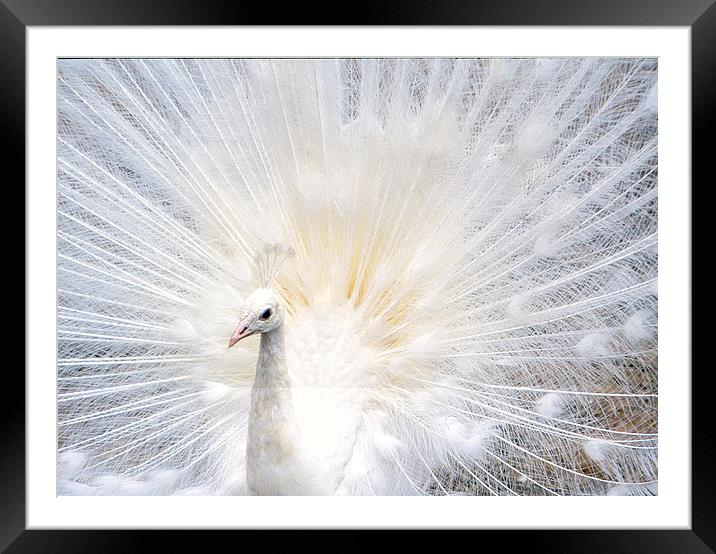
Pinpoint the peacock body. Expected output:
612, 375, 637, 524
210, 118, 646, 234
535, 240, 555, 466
58, 58, 658, 496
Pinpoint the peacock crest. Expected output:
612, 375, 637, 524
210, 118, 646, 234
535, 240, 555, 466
252, 242, 295, 289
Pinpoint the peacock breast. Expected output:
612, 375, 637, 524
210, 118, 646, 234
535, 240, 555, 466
285, 305, 379, 491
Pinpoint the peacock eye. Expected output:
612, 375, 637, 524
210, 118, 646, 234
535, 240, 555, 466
259, 308, 272, 321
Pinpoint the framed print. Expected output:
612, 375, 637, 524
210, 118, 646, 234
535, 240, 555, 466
7, 1, 710, 551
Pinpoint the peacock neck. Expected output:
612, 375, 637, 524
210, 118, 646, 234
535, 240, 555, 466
246, 322, 301, 492
253, 322, 290, 390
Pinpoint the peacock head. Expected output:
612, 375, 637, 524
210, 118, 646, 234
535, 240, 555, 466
227, 287, 285, 348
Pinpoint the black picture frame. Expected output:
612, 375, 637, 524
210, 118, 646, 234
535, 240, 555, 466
6, 1, 709, 551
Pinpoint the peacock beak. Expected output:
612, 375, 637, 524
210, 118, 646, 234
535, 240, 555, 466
228, 318, 253, 348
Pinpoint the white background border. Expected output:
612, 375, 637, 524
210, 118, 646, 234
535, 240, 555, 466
27, 26, 691, 529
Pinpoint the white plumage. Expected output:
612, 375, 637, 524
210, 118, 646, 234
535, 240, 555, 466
57, 58, 658, 496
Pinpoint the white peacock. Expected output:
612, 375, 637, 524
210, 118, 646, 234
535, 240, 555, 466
57, 58, 658, 496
